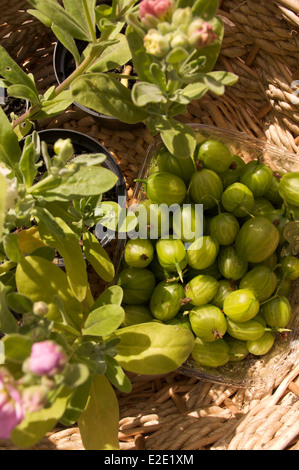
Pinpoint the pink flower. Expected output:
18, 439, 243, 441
0, 372, 24, 439
28, 341, 67, 377
188, 20, 218, 48
22, 386, 48, 414
140, 0, 173, 27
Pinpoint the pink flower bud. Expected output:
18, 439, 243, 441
22, 386, 48, 414
140, 0, 174, 28
28, 341, 67, 377
0, 372, 24, 439
188, 20, 218, 48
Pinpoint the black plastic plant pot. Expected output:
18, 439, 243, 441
0, 85, 29, 118
53, 41, 143, 131
23, 128, 127, 248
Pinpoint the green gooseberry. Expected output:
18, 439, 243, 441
189, 304, 227, 342
124, 238, 154, 268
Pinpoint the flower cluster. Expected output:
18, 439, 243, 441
0, 163, 20, 212
139, 0, 218, 60
0, 340, 67, 440
28, 341, 67, 377
0, 370, 24, 439
140, 0, 174, 27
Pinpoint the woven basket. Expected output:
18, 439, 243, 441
0, 0, 298, 451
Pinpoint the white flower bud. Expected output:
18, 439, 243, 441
0, 164, 20, 211
144, 29, 170, 58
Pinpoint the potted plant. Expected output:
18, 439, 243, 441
0, 105, 195, 449
5, 0, 237, 156
0, 1, 209, 449
51, 2, 145, 130
21, 128, 127, 248
65, 0, 239, 158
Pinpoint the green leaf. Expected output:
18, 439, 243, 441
95, 201, 137, 233
70, 73, 148, 124
59, 375, 93, 426
19, 137, 40, 187
62, 0, 97, 41
71, 153, 107, 167
207, 71, 239, 86
0, 173, 7, 238
183, 82, 209, 101
38, 217, 88, 302
2, 334, 33, 363
113, 322, 195, 375
26, 0, 91, 41
14, 120, 33, 142
7, 84, 41, 105
192, 0, 219, 20
34, 90, 75, 120
78, 374, 119, 450
166, 47, 189, 64
3, 233, 22, 263
52, 25, 81, 65
28, 9, 53, 27
125, 25, 155, 83
83, 231, 115, 282
75, 341, 106, 375
91, 285, 123, 311
88, 34, 132, 73
6, 292, 33, 314
11, 386, 73, 449
105, 355, 132, 393
43, 201, 76, 224
0, 46, 38, 95
169, 90, 191, 105
167, 102, 188, 118
0, 107, 22, 172
15, 256, 83, 328
82, 304, 125, 337
63, 363, 91, 389
150, 63, 167, 91
0, 282, 17, 334
30, 246, 55, 262
132, 82, 167, 107
155, 117, 197, 158
34, 206, 66, 240
201, 74, 225, 96
41, 166, 118, 201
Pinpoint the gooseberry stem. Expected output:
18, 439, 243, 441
260, 294, 278, 306
135, 179, 147, 185
176, 263, 184, 283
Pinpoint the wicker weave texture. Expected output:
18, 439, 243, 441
0, 0, 298, 452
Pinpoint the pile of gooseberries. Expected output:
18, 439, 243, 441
117, 137, 299, 369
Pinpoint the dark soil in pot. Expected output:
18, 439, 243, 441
1, 87, 27, 118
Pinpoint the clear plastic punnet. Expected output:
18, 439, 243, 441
130, 124, 299, 389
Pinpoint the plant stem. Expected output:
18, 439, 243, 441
51, 49, 99, 98
11, 103, 41, 130
26, 173, 56, 194
260, 294, 278, 306
12, 48, 99, 130
53, 321, 81, 338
